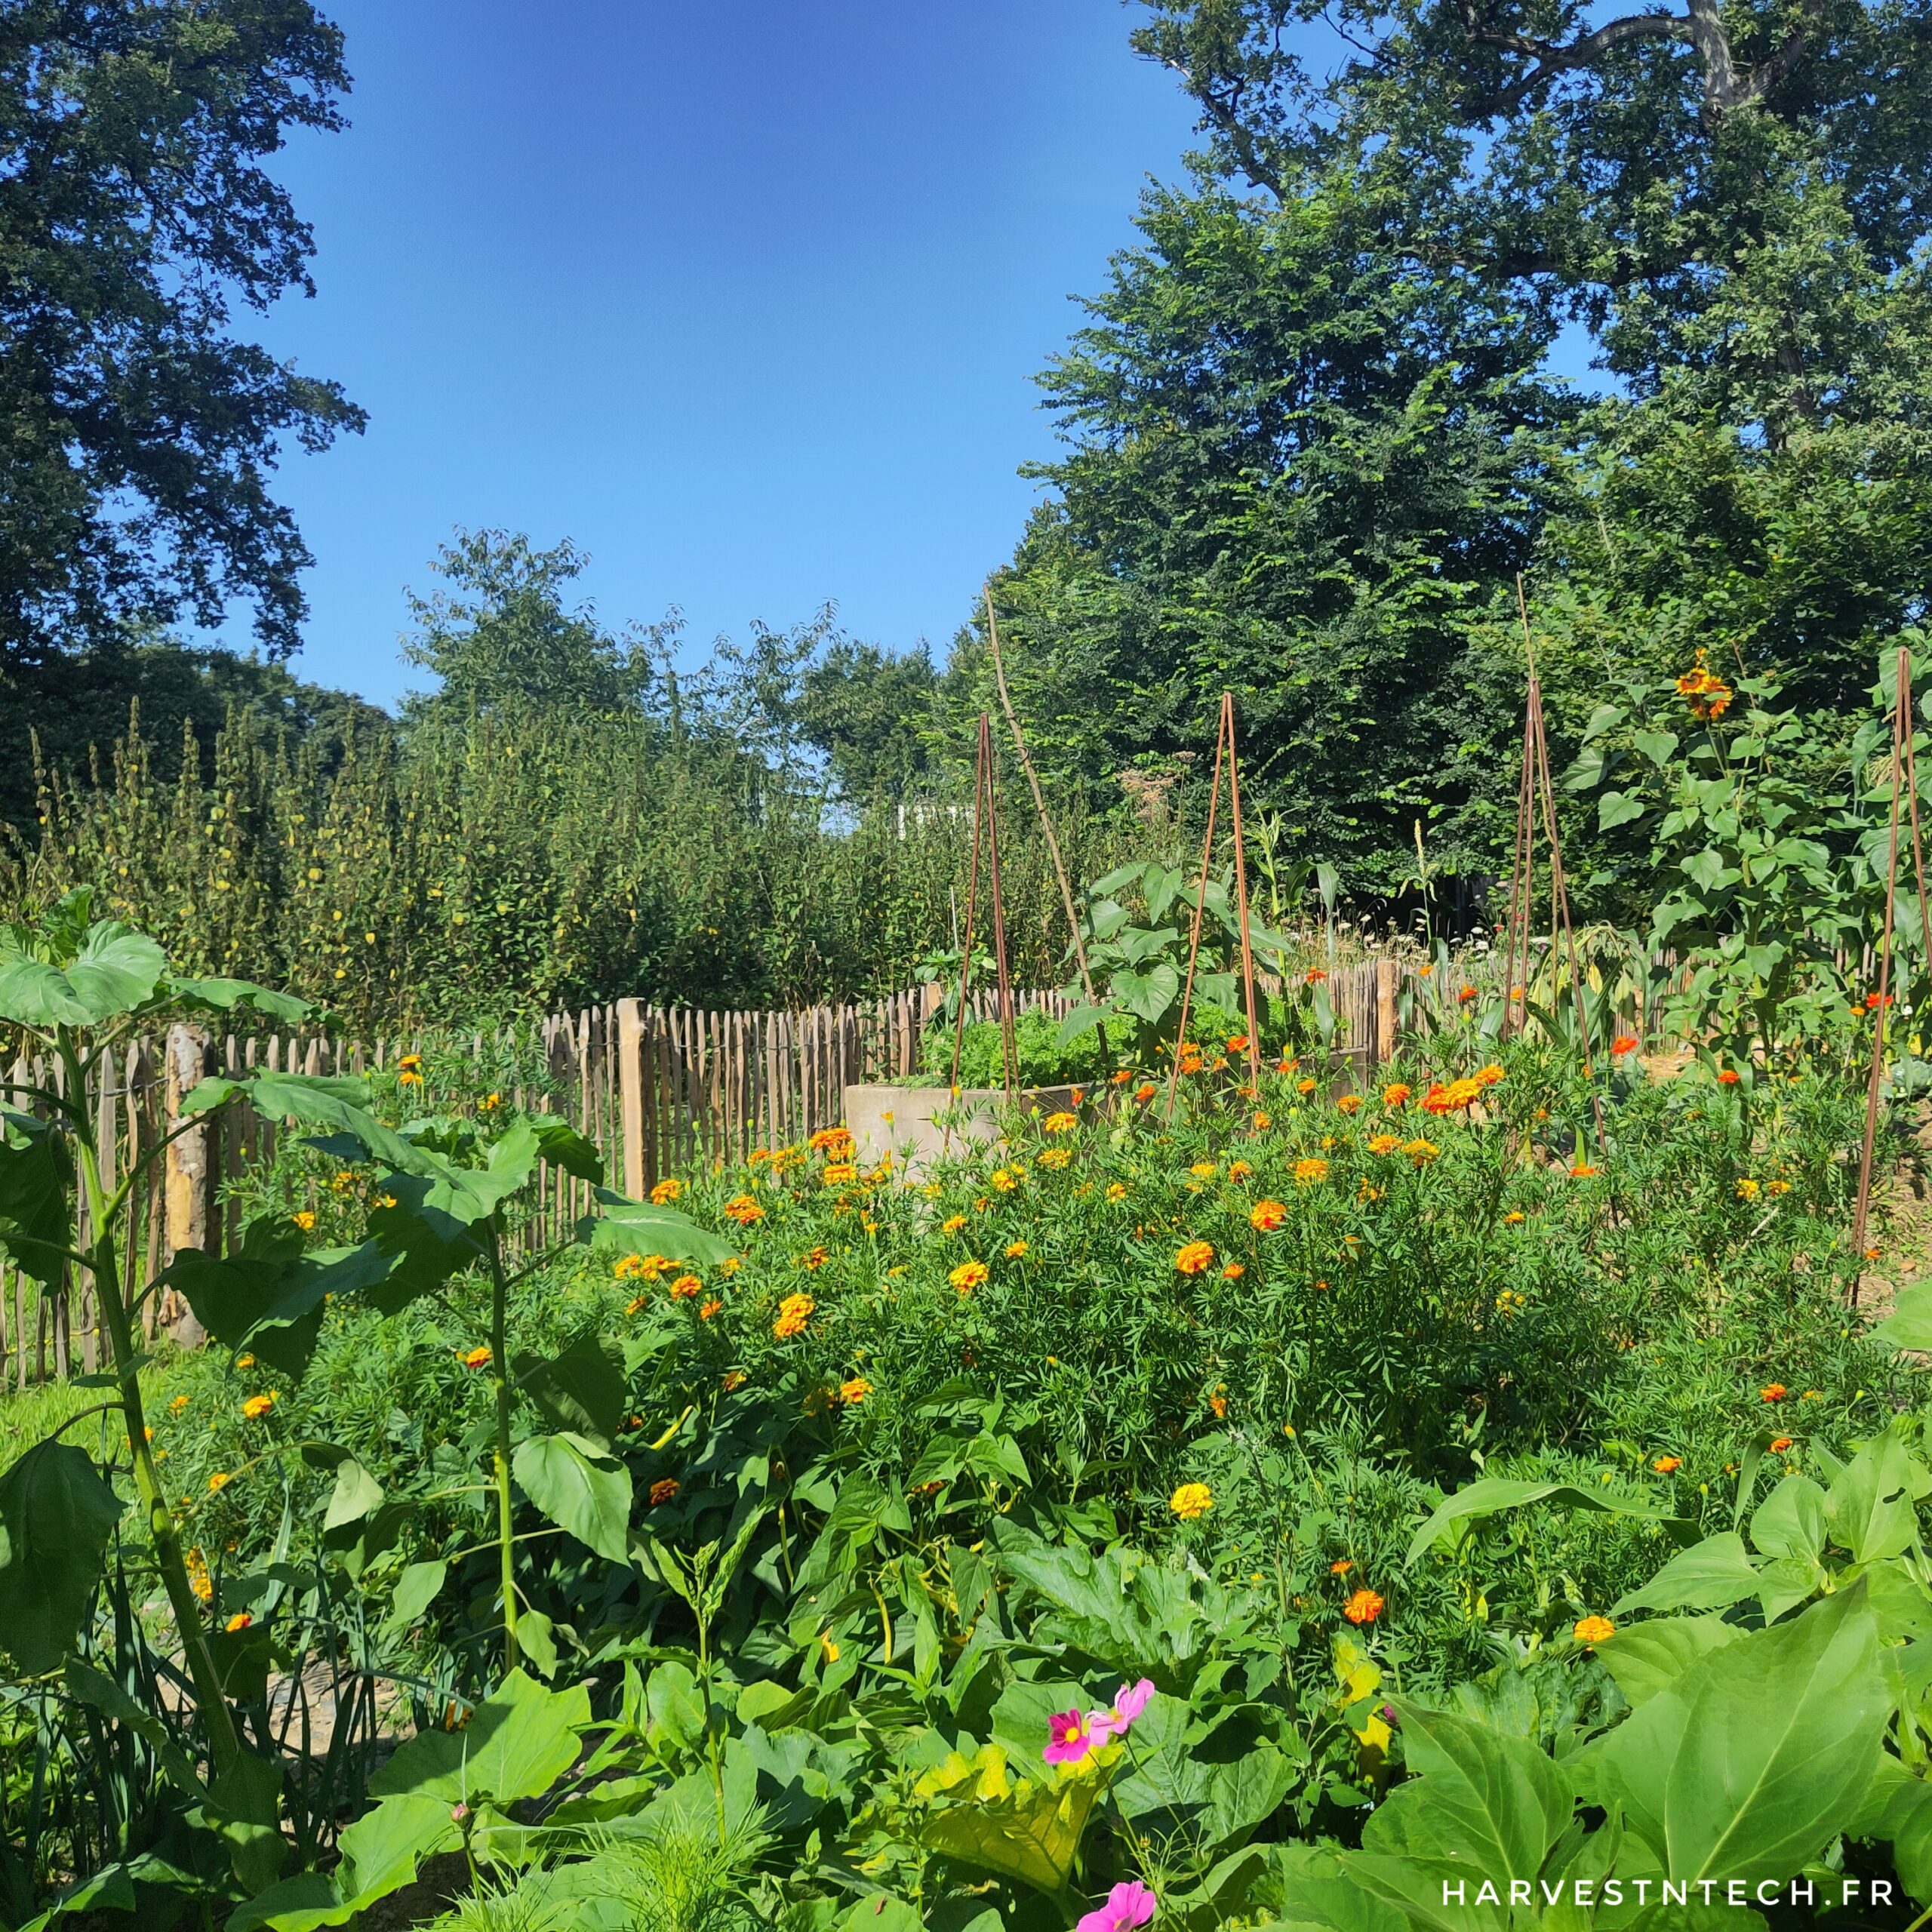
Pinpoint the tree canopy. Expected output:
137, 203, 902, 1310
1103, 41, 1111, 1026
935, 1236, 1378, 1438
0, 0, 362, 666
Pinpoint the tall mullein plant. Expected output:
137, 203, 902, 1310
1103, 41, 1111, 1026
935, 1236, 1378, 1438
0, 891, 312, 1774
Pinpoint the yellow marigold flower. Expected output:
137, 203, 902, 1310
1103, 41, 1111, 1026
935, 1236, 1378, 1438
650, 1177, 683, 1204
801, 1245, 830, 1270
614, 1252, 648, 1279
208, 1471, 231, 1492
1297, 1078, 1316, 1095
241, 1393, 275, 1421
1735, 1177, 1760, 1200
1475, 1064, 1505, 1086
1005, 1240, 1029, 1258
1210, 1389, 1228, 1418
169, 1394, 190, 1414
720, 1255, 742, 1273
839, 1376, 872, 1404
1366, 1133, 1402, 1155
1504, 1210, 1526, 1224
478, 1091, 502, 1112
626, 1294, 648, 1315
1574, 1615, 1616, 1645
225, 1612, 253, 1632
1337, 1094, 1362, 1115
722, 1370, 747, 1392
1403, 1139, 1440, 1167
1227, 1160, 1253, 1181
991, 1168, 1017, 1192
291, 1209, 316, 1233
1038, 1146, 1072, 1168
1106, 1182, 1128, 1201
1252, 1110, 1271, 1129
1174, 1240, 1216, 1275
462, 1346, 491, 1368
397, 1053, 424, 1086
724, 1194, 764, 1225
649, 1478, 681, 1506
1294, 1157, 1329, 1186
949, 1260, 989, 1294
941, 1214, 968, 1235
1190, 1160, 1219, 1180
1767, 1179, 1792, 1195
1043, 1111, 1077, 1134
810, 1125, 854, 1156
235, 1353, 255, 1369
822, 1162, 857, 1186
1382, 1083, 1411, 1107
1170, 1481, 1214, 1520
1331, 1558, 1353, 1575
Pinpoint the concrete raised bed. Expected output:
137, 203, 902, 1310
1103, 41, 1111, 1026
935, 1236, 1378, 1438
844, 1082, 1084, 1178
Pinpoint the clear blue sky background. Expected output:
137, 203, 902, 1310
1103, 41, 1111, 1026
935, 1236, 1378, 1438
235, 2, 1199, 709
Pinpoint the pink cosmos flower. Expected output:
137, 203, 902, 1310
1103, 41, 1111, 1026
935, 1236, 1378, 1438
1044, 1709, 1100, 1764
1109, 1678, 1155, 1728
1078, 1880, 1157, 1932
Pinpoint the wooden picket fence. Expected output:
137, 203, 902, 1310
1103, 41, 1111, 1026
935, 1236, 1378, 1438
0, 956, 1459, 1389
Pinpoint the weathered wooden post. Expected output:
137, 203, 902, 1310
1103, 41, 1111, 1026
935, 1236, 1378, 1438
162, 1023, 214, 1345
617, 998, 646, 1201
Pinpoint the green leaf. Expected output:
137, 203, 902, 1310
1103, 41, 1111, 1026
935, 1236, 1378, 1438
1363, 1702, 1571, 1879
512, 1432, 633, 1564
369, 1667, 590, 1804
1869, 1281, 1932, 1352
918, 1749, 1105, 1896
1595, 1617, 1743, 1707
0, 1110, 73, 1287
1598, 790, 1647, 830
1056, 1002, 1115, 1051
1594, 1584, 1887, 1881
0, 1441, 125, 1672
1582, 703, 1626, 742
582, 1192, 735, 1267
1632, 729, 1680, 768
1112, 961, 1181, 1024
386, 1561, 447, 1629
322, 1460, 383, 1536
1405, 1476, 1688, 1566
525, 1115, 605, 1183
0, 921, 166, 1029
1826, 1431, 1931, 1563
1751, 1475, 1828, 1564
1611, 1531, 1763, 1617
514, 1334, 626, 1448
163, 977, 309, 1025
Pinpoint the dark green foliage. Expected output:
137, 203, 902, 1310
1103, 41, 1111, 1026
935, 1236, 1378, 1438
0, 0, 364, 665
4, 702, 1141, 1029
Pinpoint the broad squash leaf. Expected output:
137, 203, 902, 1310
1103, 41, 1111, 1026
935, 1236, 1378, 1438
0, 1109, 72, 1287
1611, 1531, 1762, 1617
1407, 1476, 1688, 1566
0, 921, 165, 1027
918, 1744, 1106, 1896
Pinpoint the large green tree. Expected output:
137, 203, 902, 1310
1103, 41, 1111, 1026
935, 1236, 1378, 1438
980, 183, 1567, 888
0, 0, 364, 663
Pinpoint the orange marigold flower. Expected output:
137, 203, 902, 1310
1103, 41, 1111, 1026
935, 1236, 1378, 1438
1174, 1240, 1216, 1275
1227, 1159, 1253, 1181
1253, 1110, 1272, 1129
649, 1478, 681, 1506
839, 1376, 872, 1404
397, 1054, 424, 1086
699, 1297, 722, 1320
1337, 1094, 1362, 1115
1006, 1240, 1029, 1258
241, 1393, 275, 1421
208, 1471, 231, 1492
291, 1208, 316, 1233
1250, 1198, 1287, 1231
1112, 1067, 1134, 1084
1367, 1133, 1402, 1155
1106, 1182, 1128, 1201
225, 1613, 253, 1632
1611, 1036, 1638, 1056
1222, 1263, 1244, 1279
1770, 1435, 1793, 1453
1457, 985, 1478, 1003
1343, 1587, 1384, 1626
823, 1162, 858, 1186
1042, 1111, 1077, 1134
626, 1294, 648, 1315
1570, 1163, 1600, 1178
650, 1177, 684, 1204
1297, 1078, 1317, 1095
1504, 1209, 1525, 1223
949, 1260, 989, 1294
1404, 1139, 1440, 1167
668, 1274, 702, 1300
1573, 1615, 1616, 1645
1306, 968, 1328, 984
1134, 1081, 1158, 1103
1294, 1157, 1329, 1186
810, 1125, 854, 1156
724, 1194, 764, 1224
801, 1245, 830, 1269
1330, 1558, 1353, 1575
462, 1345, 492, 1369
1761, 1382, 1788, 1402
1381, 1083, 1412, 1106
721, 1370, 747, 1392
1717, 1069, 1740, 1085
1652, 1454, 1681, 1474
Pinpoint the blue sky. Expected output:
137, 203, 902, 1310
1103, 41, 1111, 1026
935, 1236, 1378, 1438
235, 2, 1198, 709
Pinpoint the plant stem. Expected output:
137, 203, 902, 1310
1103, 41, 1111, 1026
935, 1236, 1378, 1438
62, 1033, 240, 1777
487, 1228, 520, 1670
